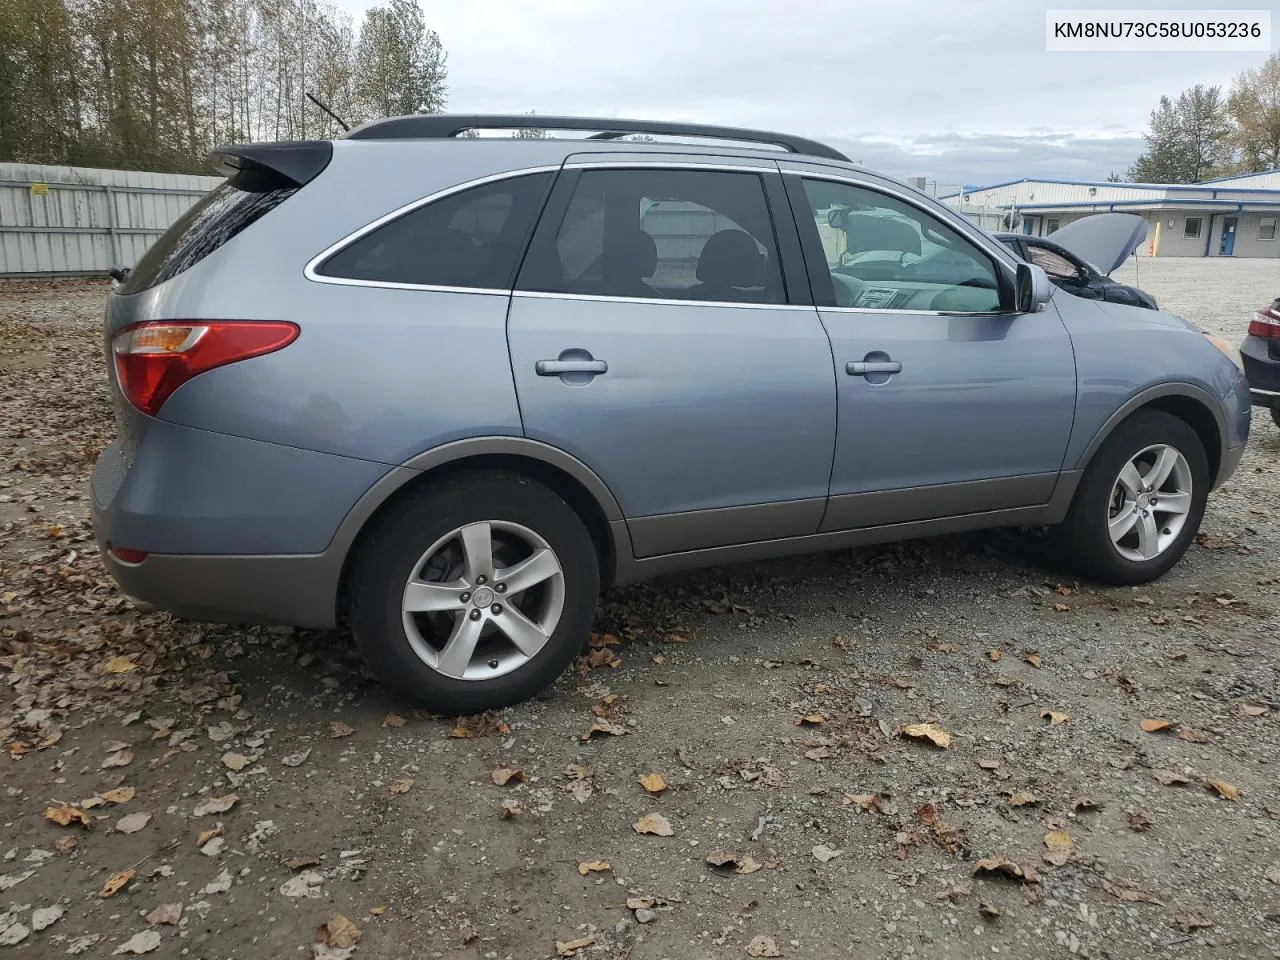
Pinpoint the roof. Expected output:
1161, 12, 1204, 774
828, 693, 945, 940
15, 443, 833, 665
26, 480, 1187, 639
939, 175, 1280, 201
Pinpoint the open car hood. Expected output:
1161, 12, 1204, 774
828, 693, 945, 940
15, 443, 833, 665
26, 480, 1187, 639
1045, 213, 1147, 276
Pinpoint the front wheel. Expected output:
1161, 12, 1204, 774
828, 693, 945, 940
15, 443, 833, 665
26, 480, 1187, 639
1056, 410, 1209, 585
347, 471, 601, 713
1271, 405, 1280, 430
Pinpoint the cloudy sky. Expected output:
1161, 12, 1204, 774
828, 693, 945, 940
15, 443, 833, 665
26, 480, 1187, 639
335, 0, 1278, 188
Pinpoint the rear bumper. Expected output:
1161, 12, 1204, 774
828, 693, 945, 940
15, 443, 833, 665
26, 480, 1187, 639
1241, 335, 1280, 406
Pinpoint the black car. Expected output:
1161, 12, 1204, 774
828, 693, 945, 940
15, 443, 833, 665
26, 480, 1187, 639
995, 229, 1158, 309
1242, 298, 1280, 429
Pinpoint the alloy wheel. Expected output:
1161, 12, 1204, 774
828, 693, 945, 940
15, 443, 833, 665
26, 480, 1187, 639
1106, 443, 1193, 563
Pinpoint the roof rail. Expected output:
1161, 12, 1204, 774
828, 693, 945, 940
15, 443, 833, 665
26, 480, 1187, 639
344, 114, 850, 162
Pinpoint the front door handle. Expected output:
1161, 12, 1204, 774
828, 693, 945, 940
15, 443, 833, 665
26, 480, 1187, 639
536, 359, 608, 376
846, 360, 902, 376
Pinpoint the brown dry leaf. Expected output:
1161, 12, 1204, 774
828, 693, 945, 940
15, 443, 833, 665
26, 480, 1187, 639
1177, 727, 1209, 744
1265, 866, 1280, 884
638, 772, 668, 794
581, 719, 627, 741
1140, 718, 1174, 733
389, 778, 414, 796
651, 653, 665, 665
99, 868, 135, 897
1173, 911, 1215, 932
979, 900, 1001, 920
843, 793, 878, 810
1205, 779, 1239, 801
1107, 881, 1154, 903
1042, 829, 1073, 866
491, 767, 527, 786
221, 752, 252, 772
382, 713, 406, 728
369, 906, 386, 916
584, 647, 622, 670
556, 934, 597, 957
746, 935, 783, 957
196, 826, 223, 847
44, 804, 91, 828
1023, 653, 1042, 668
576, 861, 611, 876
1242, 703, 1269, 717
449, 722, 470, 738
286, 856, 319, 871
972, 856, 1040, 884
900, 723, 952, 748
977, 758, 1001, 770
804, 746, 834, 761
101, 749, 133, 769
987, 649, 1002, 662
1152, 769, 1192, 786
317, 914, 361, 949
794, 713, 825, 726
500, 800, 521, 818
193, 793, 238, 816
1005, 791, 1038, 808
98, 786, 135, 805
994, 675, 1017, 687
705, 850, 761, 874
1071, 797, 1102, 813
146, 903, 182, 926
633, 812, 674, 836
1039, 710, 1069, 726
103, 655, 137, 674
1052, 603, 1071, 613
1127, 811, 1153, 831
55, 836, 77, 855
587, 632, 621, 648
626, 897, 657, 910
328, 721, 354, 739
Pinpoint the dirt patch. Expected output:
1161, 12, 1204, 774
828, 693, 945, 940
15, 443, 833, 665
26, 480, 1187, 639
1, 263, 1278, 960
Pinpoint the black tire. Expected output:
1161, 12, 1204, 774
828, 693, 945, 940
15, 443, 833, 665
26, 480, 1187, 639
1271, 405, 1280, 430
1056, 410, 1209, 585
347, 470, 601, 713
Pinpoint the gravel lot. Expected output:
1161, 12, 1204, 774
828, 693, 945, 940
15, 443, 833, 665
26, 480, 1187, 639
1, 259, 1277, 960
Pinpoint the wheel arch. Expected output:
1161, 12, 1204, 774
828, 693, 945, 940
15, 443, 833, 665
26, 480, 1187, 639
331, 438, 626, 622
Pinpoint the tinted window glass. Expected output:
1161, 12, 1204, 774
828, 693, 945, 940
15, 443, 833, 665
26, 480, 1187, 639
320, 173, 551, 289
801, 179, 1002, 313
520, 168, 784, 304
122, 183, 295, 294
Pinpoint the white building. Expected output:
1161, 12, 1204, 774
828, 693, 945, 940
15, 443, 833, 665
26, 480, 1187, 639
939, 168, 1280, 258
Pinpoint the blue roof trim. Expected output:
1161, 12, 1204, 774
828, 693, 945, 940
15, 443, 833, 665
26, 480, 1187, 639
940, 176, 1280, 200
1014, 198, 1280, 210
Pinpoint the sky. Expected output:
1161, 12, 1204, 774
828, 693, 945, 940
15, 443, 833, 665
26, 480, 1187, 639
333, 0, 1279, 188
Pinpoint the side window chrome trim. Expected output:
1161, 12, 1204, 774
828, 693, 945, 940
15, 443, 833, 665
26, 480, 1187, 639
783, 170, 1022, 274
512, 289, 816, 311
302, 164, 563, 289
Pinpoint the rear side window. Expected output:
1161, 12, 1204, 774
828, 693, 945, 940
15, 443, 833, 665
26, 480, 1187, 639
318, 173, 552, 289
121, 183, 296, 294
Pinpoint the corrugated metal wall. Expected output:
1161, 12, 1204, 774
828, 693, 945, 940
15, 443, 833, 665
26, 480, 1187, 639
0, 162, 222, 276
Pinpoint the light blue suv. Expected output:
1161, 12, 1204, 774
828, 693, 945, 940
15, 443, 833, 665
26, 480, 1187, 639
93, 115, 1251, 712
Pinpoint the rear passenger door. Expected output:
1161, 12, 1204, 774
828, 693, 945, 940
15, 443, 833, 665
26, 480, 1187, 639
507, 159, 837, 556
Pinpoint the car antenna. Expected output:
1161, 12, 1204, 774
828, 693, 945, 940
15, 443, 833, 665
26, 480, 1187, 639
306, 92, 349, 133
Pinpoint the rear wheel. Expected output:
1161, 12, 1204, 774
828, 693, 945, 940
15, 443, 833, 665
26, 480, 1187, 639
1057, 410, 1209, 585
348, 471, 601, 713
1271, 405, 1280, 429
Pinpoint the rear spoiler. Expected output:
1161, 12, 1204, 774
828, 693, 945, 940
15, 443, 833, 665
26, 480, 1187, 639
208, 141, 333, 191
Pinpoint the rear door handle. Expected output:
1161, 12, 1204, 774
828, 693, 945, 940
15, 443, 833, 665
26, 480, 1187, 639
536, 359, 608, 376
846, 360, 902, 376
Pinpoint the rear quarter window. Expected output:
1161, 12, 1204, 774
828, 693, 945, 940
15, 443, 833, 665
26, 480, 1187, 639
316, 172, 552, 290
121, 183, 296, 294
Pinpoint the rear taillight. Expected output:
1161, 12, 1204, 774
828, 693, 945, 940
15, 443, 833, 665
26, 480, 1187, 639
112, 320, 298, 416
1248, 306, 1280, 339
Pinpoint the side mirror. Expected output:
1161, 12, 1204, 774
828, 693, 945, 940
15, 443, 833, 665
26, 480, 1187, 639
827, 207, 847, 230
1015, 263, 1052, 312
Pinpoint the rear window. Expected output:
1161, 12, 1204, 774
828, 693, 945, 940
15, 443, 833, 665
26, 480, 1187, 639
120, 183, 296, 294
316, 172, 552, 290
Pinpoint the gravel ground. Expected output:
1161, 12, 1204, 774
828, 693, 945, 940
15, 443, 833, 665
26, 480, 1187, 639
1, 260, 1277, 960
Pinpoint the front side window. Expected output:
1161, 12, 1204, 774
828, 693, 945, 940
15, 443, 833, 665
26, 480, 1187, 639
1259, 217, 1276, 241
1184, 217, 1203, 239
1028, 243, 1082, 282
801, 178, 1002, 312
520, 168, 785, 304
318, 172, 551, 289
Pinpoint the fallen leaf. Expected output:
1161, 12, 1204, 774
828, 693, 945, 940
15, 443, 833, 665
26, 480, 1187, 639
286, 856, 319, 871
1052, 603, 1071, 612
1071, 797, 1102, 813
0, 922, 29, 947
222, 752, 252, 771
101, 749, 133, 769
705, 850, 761, 874
329, 721, 354, 739
900, 723, 952, 748
281, 748, 311, 767
979, 901, 1000, 920
389, 778, 414, 796
99, 786, 135, 805
146, 904, 182, 926
584, 647, 621, 669
115, 812, 151, 834
491, 767, 526, 786
369, 906, 386, 916
633, 812, 674, 836
449, 721, 470, 738
1023, 654, 1042, 668
382, 713, 405, 728
1173, 911, 1214, 932
576, 861, 611, 875
55, 836, 77, 854
500, 800, 521, 818
1152, 769, 1192, 786
31, 905, 64, 931
987, 650, 1002, 662
626, 897, 656, 910
581, 719, 627, 741
587, 632, 620, 648
317, 914, 361, 949
803, 746, 835, 761
638, 772, 667, 794
1005, 791, 1038, 808
1265, 866, 1280, 884
1127, 811, 1153, 831
1039, 710, 1069, 726
1205, 779, 1239, 801
100, 868, 135, 897
794, 713, 825, 726
104, 656, 137, 674
193, 794, 238, 817
113, 930, 160, 955
44, 804, 91, 828
1042, 829, 1073, 866
1242, 703, 1269, 717
972, 856, 1040, 884
1177, 727, 1209, 744
556, 934, 597, 956
1140, 718, 1174, 733
746, 935, 783, 957
197, 826, 223, 846
1107, 880, 1153, 903
811, 843, 841, 863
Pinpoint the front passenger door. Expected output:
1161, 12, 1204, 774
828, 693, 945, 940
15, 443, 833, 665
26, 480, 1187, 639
787, 174, 1077, 531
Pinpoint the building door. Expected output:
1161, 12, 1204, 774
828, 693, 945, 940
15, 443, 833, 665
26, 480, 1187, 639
1219, 217, 1237, 256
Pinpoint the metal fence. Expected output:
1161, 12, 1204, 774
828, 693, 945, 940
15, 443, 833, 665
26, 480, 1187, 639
0, 162, 221, 277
